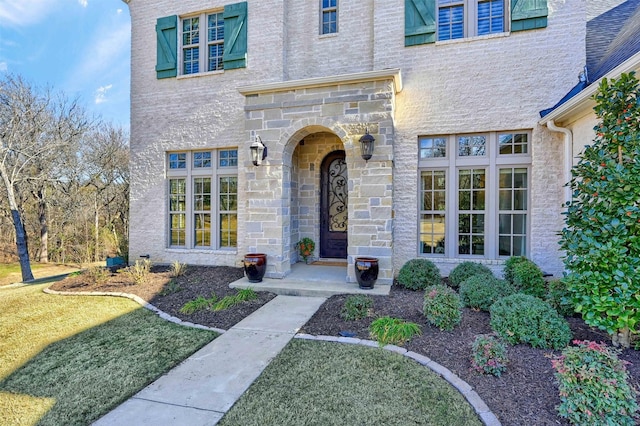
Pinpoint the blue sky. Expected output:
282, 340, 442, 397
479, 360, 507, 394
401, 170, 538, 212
0, 0, 131, 130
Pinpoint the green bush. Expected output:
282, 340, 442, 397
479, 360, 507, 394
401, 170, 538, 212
86, 266, 110, 286
552, 340, 638, 425
471, 334, 508, 377
423, 285, 462, 331
503, 256, 527, 285
489, 293, 571, 350
341, 295, 373, 321
369, 316, 422, 347
448, 262, 493, 289
512, 259, 546, 298
459, 275, 516, 312
546, 279, 574, 317
397, 258, 441, 291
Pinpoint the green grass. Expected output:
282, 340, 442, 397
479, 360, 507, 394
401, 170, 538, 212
0, 283, 217, 425
219, 339, 482, 426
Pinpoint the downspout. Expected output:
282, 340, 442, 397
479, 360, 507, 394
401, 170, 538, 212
545, 119, 573, 204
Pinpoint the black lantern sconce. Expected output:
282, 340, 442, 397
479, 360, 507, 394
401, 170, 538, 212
359, 128, 375, 162
250, 135, 267, 166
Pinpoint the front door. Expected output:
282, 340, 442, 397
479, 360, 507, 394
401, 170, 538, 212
320, 151, 348, 258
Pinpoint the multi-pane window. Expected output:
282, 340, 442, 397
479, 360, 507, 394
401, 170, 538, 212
167, 149, 238, 249
498, 168, 528, 256
169, 179, 186, 246
438, 0, 505, 41
181, 12, 224, 75
420, 171, 447, 254
418, 131, 530, 259
321, 0, 338, 34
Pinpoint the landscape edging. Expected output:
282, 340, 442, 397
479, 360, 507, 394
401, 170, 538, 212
43, 286, 226, 334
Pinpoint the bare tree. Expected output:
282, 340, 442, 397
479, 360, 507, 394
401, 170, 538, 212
0, 74, 89, 280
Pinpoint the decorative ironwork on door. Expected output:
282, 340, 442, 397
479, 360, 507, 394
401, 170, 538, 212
320, 151, 348, 259
328, 158, 348, 232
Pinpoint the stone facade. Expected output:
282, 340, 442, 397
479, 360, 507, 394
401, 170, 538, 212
126, 0, 588, 283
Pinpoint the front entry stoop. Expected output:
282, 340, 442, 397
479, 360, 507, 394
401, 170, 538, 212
230, 263, 390, 297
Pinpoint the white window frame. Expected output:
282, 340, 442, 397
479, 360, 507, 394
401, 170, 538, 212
179, 10, 224, 76
418, 131, 530, 259
320, 0, 338, 35
166, 149, 238, 250
437, 0, 507, 41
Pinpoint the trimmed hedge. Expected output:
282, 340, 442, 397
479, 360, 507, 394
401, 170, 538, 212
397, 258, 441, 291
459, 275, 517, 312
512, 259, 546, 298
448, 261, 493, 289
490, 293, 571, 350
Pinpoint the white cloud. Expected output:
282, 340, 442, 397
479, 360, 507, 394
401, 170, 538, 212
0, 0, 57, 27
0, 61, 7, 72
95, 84, 113, 104
117, 8, 122, 14
78, 0, 88, 7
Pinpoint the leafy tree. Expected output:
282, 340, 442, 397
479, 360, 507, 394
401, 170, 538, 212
560, 72, 640, 348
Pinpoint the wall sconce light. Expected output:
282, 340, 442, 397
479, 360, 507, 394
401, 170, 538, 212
250, 135, 267, 166
359, 128, 375, 162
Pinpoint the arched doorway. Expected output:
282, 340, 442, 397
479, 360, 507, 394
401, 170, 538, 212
320, 150, 347, 258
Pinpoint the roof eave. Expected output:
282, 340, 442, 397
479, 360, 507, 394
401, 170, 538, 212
539, 50, 640, 126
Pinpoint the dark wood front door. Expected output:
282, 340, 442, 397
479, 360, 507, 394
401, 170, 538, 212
320, 151, 348, 258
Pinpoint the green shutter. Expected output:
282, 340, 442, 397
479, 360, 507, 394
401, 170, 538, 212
223, 2, 248, 70
405, 0, 436, 46
511, 0, 548, 32
156, 15, 177, 79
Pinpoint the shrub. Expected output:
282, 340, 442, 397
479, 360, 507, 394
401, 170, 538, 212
546, 279, 574, 317
124, 259, 151, 285
85, 266, 110, 286
423, 285, 462, 331
512, 259, 546, 298
503, 256, 527, 285
448, 262, 493, 289
341, 295, 373, 321
459, 275, 516, 312
559, 72, 640, 348
552, 340, 639, 425
396, 258, 441, 290
490, 293, 571, 349
471, 334, 508, 377
170, 260, 187, 277
369, 316, 422, 346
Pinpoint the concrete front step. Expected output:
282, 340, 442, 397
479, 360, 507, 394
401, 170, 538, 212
230, 263, 390, 297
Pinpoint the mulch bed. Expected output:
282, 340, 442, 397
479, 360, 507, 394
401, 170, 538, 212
49, 265, 640, 426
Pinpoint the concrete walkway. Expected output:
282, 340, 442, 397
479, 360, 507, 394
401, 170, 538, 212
94, 295, 327, 426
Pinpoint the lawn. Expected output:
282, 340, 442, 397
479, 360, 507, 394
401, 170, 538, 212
0, 283, 217, 426
0, 263, 82, 286
219, 339, 482, 426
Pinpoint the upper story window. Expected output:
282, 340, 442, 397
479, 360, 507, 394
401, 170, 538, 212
321, 0, 338, 34
181, 12, 224, 75
405, 0, 548, 47
437, 0, 504, 41
155, 2, 248, 79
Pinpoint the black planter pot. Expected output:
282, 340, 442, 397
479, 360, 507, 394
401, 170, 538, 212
244, 253, 267, 283
354, 257, 379, 289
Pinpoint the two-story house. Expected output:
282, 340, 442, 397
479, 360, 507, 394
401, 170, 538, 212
123, 0, 640, 285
